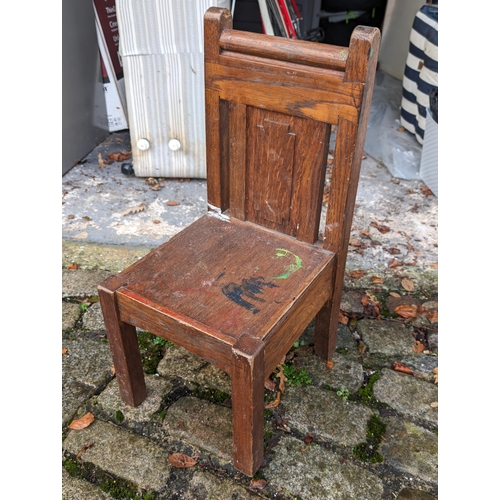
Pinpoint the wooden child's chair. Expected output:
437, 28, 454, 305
98, 7, 380, 477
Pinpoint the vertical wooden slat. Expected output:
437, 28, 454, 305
229, 100, 247, 220
231, 333, 265, 477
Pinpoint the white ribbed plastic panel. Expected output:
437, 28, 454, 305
116, 0, 230, 178
419, 107, 438, 197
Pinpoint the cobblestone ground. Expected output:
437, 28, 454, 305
62, 249, 438, 500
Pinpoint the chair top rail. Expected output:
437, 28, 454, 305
218, 29, 349, 72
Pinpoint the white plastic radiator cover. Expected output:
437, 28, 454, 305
116, 0, 230, 178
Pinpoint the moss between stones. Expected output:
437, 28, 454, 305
62, 453, 156, 499
356, 370, 382, 406
137, 332, 167, 375
352, 414, 386, 464
115, 410, 125, 423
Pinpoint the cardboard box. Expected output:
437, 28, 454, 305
94, 0, 128, 132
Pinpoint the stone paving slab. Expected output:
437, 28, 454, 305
63, 419, 172, 491
357, 319, 417, 356
62, 469, 113, 500
381, 417, 438, 484
163, 397, 234, 463
373, 369, 438, 428
183, 470, 258, 500
62, 302, 81, 331
265, 435, 384, 500
278, 385, 374, 446
62, 269, 112, 298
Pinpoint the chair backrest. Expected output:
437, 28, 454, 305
204, 7, 380, 255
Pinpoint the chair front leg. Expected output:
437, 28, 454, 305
231, 333, 265, 477
98, 280, 147, 407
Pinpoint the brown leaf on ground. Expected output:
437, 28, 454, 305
358, 341, 367, 354
388, 258, 402, 268
421, 185, 433, 196
106, 151, 132, 162
301, 433, 314, 451
122, 203, 146, 216
360, 229, 371, 237
249, 479, 267, 490
62, 348, 68, 355
401, 278, 415, 292
152, 219, 161, 224
430, 262, 438, 269
349, 239, 363, 247
68, 412, 95, 430
265, 391, 281, 409
393, 361, 415, 375
68, 263, 80, 270
370, 221, 391, 234
325, 359, 334, 370
361, 294, 381, 319
389, 292, 401, 298
427, 310, 438, 323
110, 365, 116, 376
398, 126, 405, 132
276, 364, 287, 393
412, 341, 426, 353
98, 153, 107, 168
168, 453, 197, 468
433, 367, 438, 384
264, 378, 277, 391
348, 270, 366, 279
76, 442, 94, 464
394, 304, 419, 319
386, 247, 402, 255
371, 276, 384, 284
67, 214, 75, 220
430, 401, 438, 408
339, 312, 349, 325
166, 200, 180, 206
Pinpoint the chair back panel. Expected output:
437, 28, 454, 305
204, 7, 380, 249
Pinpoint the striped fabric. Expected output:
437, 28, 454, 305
400, 4, 438, 145
116, 0, 230, 178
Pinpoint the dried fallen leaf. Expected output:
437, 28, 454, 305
110, 365, 116, 377
76, 442, 94, 464
264, 378, 277, 391
358, 341, 367, 354
393, 361, 414, 375
388, 258, 402, 268
430, 401, 438, 408
421, 185, 433, 196
166, 200, 180, 206
265, 391, 281, 409
106, 151, 132, 162
349, 239, 363, 247
122, 203, 146, 216
389, 292, 401, 298
301, 433, 314, 451
398, 126, 405, 132
386, 247, 402, 255
361, 294, 381, 319
412, 341, 426, 353
401, 278, 415, 292
62, 348, 68, 355
325, 359, 334, 370
348, 270, 366, 279
427, 310, 438, 324
433, 367, 438, 384
370, 221, 391, 234
98, 153, 107, 168
276, 364, 287, 393
68, 412, 95, 430
249, 479, 267, 490
338, 312, 349, 325
68, 263, 80, 270
371, 276, 384, 284
168, 453, 197, 468
67, 214, 75, 220
146, 177, 157, 186
394, 304, 418, 319
152, 219, 161, 224
430, 262, 438, 269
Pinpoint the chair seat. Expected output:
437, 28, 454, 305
108, 213, 335, 375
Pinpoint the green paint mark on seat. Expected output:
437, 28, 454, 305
269, 248, 302, 280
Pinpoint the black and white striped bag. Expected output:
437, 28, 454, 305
400, 4, 438, 145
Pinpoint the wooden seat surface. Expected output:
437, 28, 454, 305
114, 214, 334, 348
